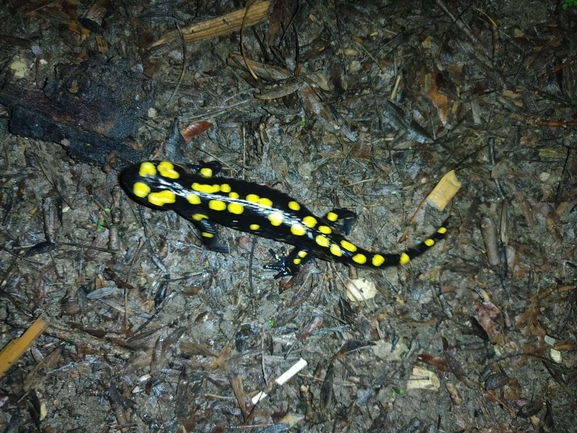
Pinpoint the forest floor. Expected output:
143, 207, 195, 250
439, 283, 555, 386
0, 0, 576, 431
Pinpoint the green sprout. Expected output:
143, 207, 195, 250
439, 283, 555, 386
563, 0, 577, 8
389, 388, 404, 401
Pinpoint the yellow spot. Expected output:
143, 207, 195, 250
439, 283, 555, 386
303, 216, 317, 228
290, 224, 306, 236
220, 183, 231, 193
246, 194, 260, 203
158, 161, 179, 179
424, 238, 435, 247
352, 254, 367, 264
298, 251, 307, 258
201, 232, 214, 238
288, 201, 301, 211
372, 254, 385, 266
200, 167, 213, 177
192, 183, 220, 194
209, 200, 226, 211
193, 214, 208, 221
133, 182, 150, 198
326, 211, 338, 222
148, 190, 176, 206
249, 224, 260, 230
399, 253, 410, 265
437, 226, 447, 234
187, 194, 201, 205
330, 244, 343, 257
258, 197, 273, 208
340, 240, 357, 252
293, 258, 301, 265
318, 225, 332, 234
268, 211, 284, 226
139, 162, 157, 177
229, 192, 240, 199
228, 202, 244, 214
315, 235, 329, 247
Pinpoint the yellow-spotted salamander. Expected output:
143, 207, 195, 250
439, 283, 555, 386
119, 161, 448, 278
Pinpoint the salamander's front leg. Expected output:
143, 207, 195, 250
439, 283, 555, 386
182, 214, 229, 253
264, 247, 311, 278
185, 160, 223, 178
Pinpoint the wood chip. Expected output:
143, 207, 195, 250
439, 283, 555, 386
406, 365, 440, 391
426, 170, 461, 211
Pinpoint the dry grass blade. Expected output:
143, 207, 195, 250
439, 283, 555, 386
0, 316, 48, 379
150, 1, 272, 48
229, 374, 249, 419
227, 53, 291, 81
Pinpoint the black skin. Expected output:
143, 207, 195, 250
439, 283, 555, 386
120, 161, 448, 278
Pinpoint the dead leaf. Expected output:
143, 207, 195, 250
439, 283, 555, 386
474, 300, 506, 346
420, 71, 448, 125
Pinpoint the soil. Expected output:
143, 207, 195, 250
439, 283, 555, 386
0, 0, 576, 432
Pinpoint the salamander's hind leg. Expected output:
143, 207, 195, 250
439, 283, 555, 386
264, 247, 311, 278
324, 208, 357, 235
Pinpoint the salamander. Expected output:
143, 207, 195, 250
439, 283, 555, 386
119, 160, 448, 278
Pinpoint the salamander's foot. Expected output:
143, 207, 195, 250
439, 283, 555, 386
264, 247, 294, 279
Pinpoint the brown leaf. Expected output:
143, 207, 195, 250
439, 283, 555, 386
267, 0, 299, 47
419, 71, 448, 125
210, 342, 234, 370
180, 121, 213, 143
319, 362, 335, 413
516, 400, 544, 418
515, 296, 546, 338
417, 353, 450, 372
474, 300, 506, 346
229, 374, 248, 419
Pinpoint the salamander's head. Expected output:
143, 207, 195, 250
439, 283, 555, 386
119, 161, 187, 210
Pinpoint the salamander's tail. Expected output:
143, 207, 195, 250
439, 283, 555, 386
366, 218, 449, 268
